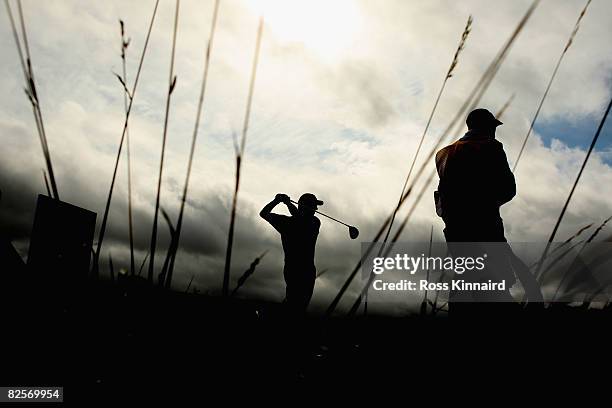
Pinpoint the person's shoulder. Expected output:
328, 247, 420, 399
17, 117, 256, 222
436, 143, 456, 162
436, 143, 456, 156
486, 138, 506, 152
267, 213, 290, 223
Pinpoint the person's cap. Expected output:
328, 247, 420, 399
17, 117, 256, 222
466, 108, 503, 129
298, 193, 323, 208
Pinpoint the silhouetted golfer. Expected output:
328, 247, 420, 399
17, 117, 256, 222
260, 193, 322, 314
434, 108, 542, 308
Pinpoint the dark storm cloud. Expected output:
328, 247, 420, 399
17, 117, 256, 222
0, 147, 412, 310
0, 145, 314, 298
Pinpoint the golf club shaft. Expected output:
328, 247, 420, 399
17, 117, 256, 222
289, 199, 352, 228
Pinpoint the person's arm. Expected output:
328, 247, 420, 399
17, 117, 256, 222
286, 200, 298, 216
259, 193, 295, 219
260, 194, 295, 233
492, 143, 516, 206
260, 195, 283, 221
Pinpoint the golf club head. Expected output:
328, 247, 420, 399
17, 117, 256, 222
348, 226, 359, 240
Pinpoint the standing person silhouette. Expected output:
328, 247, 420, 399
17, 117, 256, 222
434, 108, 542, 309
260, 193, 322, 314
435, 108, 514, 243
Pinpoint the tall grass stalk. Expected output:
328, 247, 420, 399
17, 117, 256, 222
92, 0, 160, 278
222, 16, 264, 297
539, 239, 584, 283
185, 275, 194, 293
148, 0, 181, 283
380, 15, 472, 247
138, 251, 150, 277
164, 0, 221, 289
5, 0, 59, 200
552, 215, 612, 302
584, 216, 612, 245
534, 95, 612, 280
420, 225, 434, 315
328, 0, 541, 317
119, 20, 136, 276
496, 93, 515, 121
230, 249, 268, 297
158, 206, 176, 285
348, 169, 437, 314
42, 169, 51, 196
513, 0, 592, 172
362, 16, 472, 314
527, 222, 592, 269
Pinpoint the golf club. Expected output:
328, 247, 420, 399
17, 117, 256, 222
290, 199, 359, 239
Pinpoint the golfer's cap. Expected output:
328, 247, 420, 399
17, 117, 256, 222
298, 193, 323, 208
466, 108, 503, 129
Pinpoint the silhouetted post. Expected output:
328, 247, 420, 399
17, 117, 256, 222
27, 195, 96, 286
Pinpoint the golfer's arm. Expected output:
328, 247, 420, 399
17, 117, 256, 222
259, 198, 281, 221
285, 201, 298, 216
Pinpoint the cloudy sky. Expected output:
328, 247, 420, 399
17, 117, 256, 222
1, 0, 611, 314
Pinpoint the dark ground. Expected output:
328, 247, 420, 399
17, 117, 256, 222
2, 267, 612, 404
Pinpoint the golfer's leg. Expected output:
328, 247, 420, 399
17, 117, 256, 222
284, 267, 298, 313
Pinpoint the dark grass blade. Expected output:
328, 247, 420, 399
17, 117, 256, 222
185, 275, 194, 293
555, 250, 612, 302
585, 215, 612, 244
5, 0, 59, 200
380, 15, 472, 260
92, 0, 160, 279
547, 240, 586, 301
551, 216, 612, 302
42, 169, 51, 197
540, 240, 585, 283
230, 249, 268, 297
118, 19, 136, 276
138, 251, 150, 277
109, 253, 115, 283
421, 225, 434, 315
147, 0, 180, 283
534, 95, 612, 280
528, 222, 592, 269
222, 16, 264, 296
157, 206, 176, 286
513, 0, 592, 172
17, 0, 59, 200
350, 169, 437, 314
165, 0, 221, 289
495, 93, 515, 121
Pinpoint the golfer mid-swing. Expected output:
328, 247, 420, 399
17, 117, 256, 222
260, 193, 322, 313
